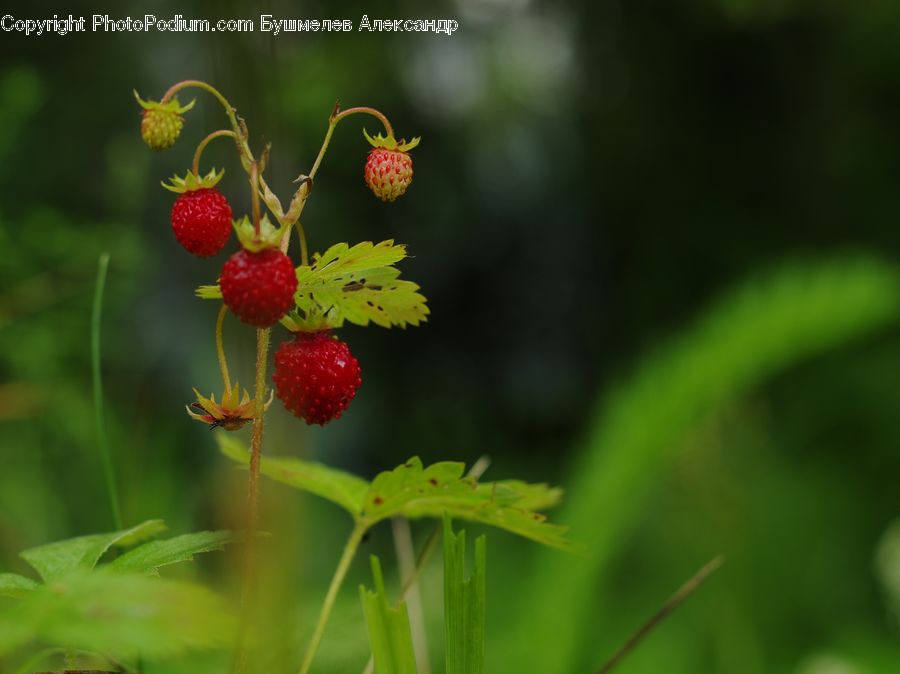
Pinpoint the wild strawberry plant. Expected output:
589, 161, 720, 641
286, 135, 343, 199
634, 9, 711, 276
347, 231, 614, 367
133, 79, 576, 673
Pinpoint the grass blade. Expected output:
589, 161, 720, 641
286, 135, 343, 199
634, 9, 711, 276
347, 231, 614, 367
91, 252, 122, 530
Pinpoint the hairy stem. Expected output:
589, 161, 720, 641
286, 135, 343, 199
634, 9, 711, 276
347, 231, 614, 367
299, 523, 368, 674
193, 129, 237, 176
91, 252, 122, 531
234, 327, 271, 673
248, 328, 270, 531
215, 305, 232, 397
250, 161, 261, 236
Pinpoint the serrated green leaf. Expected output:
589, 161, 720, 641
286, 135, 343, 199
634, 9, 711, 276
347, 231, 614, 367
109, 530, 241, 574
294, 240, 429, 329
0, 568, 236, 658
444, 517, 485, 674
475, 480, 563, 511
361, 458, 574, 550
217, 434, 572, 549
0, 573, 38, 599
20, 519, 166, 583
359, 555, 417, 674
216, 433, 369, 516
196, 284, 222, 300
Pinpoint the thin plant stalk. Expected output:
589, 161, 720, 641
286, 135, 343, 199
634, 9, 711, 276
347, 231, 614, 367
595, 556, 724, 674
91, 252, 122, 530
192, 129, 237, 176
215, 305, 232, 397
298, 523, 368, 674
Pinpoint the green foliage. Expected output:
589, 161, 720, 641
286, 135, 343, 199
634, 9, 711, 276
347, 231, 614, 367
20, 519, 166, 582
444, 516, 486, 674
0, 574, 38, 599
217, 434, 572, 549
510, 257, 900, 674
218, 433, 369, 514
0, 568, 236, 659
109, 530, 242, 574
359, 555, 417, 674
195, 240, 429, 330
293, 240, 429, 329
2, 522, 242, 666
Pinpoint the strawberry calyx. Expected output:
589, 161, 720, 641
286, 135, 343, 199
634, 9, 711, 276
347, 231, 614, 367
134, 90, 196, 115
281, 308, 332, 334
233, 214, 290, 253
162, 167, 225, 194
363, 128, 421, 152
186, 383, 272, 431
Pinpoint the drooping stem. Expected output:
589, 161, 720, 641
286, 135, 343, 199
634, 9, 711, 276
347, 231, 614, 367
250, 161, 261, 237
91, 252, 123, 531
298, 523, 368, 674
215, 305, 232, 397
333, 106, 395, 140
161, 80, 256, 167
193, 129, 237, 176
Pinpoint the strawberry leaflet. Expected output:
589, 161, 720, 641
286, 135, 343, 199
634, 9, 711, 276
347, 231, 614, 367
291, 240, 429, 329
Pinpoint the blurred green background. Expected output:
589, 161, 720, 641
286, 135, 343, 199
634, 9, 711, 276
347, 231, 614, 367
2, 0, 900, 672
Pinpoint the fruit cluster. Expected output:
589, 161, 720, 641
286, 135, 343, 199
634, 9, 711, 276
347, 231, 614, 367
137, 85, 421, 427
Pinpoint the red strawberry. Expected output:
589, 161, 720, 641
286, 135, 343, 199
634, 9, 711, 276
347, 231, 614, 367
362, 130, 420, 202
273, 331, 362, 425
171, 188, 233, 257
220, 248, 297, 327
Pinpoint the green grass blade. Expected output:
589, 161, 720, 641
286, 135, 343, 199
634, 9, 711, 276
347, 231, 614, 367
444, 516, 485, 674
91, 252, 122, 530
510, 256, 900, 674
359, 555, 417, 674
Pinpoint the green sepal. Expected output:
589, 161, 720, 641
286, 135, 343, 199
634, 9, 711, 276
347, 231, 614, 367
233, 214, 290, 252
280, 309, 333, 333
363, 128, 421, 152
161, 167, 224, 194
133, 90, 196, 115
196, 285, 223, 300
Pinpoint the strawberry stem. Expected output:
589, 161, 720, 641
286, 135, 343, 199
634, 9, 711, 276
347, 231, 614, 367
215, 305, 232, 398
235, 325, 271, 673
332, 106, 395, 140
250, 161, 261, 238
193, 129, 236, 177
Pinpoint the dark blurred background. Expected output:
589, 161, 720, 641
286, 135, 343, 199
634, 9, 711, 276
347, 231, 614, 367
2, 1, 900, 672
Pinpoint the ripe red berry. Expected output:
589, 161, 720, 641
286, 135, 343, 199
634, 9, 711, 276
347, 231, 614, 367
220, 249, 297, 327
170, 188, 233, 257
365, 148, 414, 202
273, 331, 362, 425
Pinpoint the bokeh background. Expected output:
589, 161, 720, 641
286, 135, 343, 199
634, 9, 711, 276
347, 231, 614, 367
2, 0, 900, 672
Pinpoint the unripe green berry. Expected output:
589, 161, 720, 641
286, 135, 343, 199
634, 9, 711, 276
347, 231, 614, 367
140, 108, 184, 151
